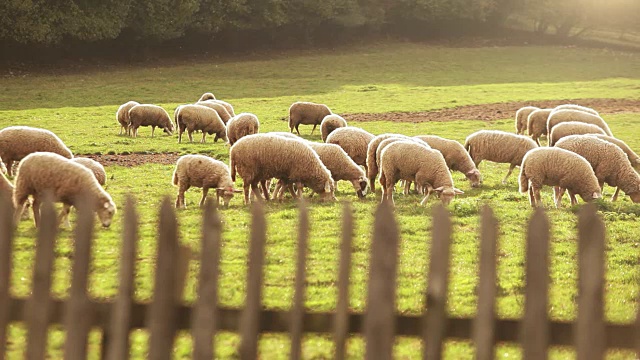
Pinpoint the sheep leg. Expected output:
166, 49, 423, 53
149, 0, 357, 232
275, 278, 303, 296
119, 125, 124, 135
201, 133, 206, 143
553, 186, 566, 208
31, 198, 41, 227
287, 184, 297, 199
151, 126, 156, 138
13, 200, 28, 225
569, 191, 578, 206
199, 187, 209, 208
502, 165, 516, 184
188, 130, 194, 143
295, 181, 303, 198
310, 124, 318, 135
368, 174, 377, 194
533, 187, 542, 207
419, 188, 433, 206
250, 183, 264, 202
528, 186, 536, 208
611, 187, 620, 202
6, 160, 14, 176
178, 130, 183, 143
295, 124, 301, 136
58, 204, 72, 228
260, 180, 271, 201
243, 183, 251, 205
271, 181, 282, 201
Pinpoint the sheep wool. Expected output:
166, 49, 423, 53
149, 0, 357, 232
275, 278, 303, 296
366, 134, 412, 192
326, 126, 374, 173
586, 134, 640, 171
227, 113, 260, 146
172, 154, 238, 208
464, 130, 538, 184
116, 100, 140, 136
289, 101, 333, 135
0, 126, 73, 175
415, 135, 482, 187
197, 100, 233, 124
527, 108, 553, 145
13, 152, 116, 228
548, 121, 605, 146
553, 104, 599, 116
306, 142, 368, 198
71, 157, 107, 185
198, 92, 216, 101
515, 106, 539, 135
320, 114, 347, 142
547, 109, 612, 137
211, 100, 235, 117
128, 104, 175, 138
176, 104, 227, 143
518, 147, 601, 208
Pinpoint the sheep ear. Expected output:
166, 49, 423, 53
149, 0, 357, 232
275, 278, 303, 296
453, 188, 464, 195
433, 186, 445, 193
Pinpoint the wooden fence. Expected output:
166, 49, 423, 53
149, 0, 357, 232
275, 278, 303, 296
0, 193, 638, 359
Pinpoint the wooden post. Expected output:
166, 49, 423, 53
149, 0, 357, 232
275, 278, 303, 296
0, 194, 14, 360
423, 204, 452, 360
576, 203, 605, 360
365, 201, 399, 360
521, 206, 550, 360
290, 200, 309, 360
192, 199, 222, 360
240, 201, 266, 360
334, 202, 353, 360
473, 206, 498, 360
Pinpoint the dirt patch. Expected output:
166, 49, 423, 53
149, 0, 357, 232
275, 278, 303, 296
82, 153, 181, 167
345, 98, 640, 123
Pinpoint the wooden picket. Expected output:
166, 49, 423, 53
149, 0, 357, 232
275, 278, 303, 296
0, 195, 637, 359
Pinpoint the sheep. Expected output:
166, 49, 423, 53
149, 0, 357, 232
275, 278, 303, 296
515, 106, 539, 135
210, 100, 235, 117
71, 158, 107, 186
173, 105, 185, 130
196, 100, 233, 124
548, 121, 606, 147
527, 109, 553, 145
289, 102, 333, 135
176, 104, 227, 144
320, 114, 347, 142
414, 135, 482, 187
546, 109, 612, 137
518, 147, 602, 208
116, 100, 140, 136
198, 92, 216, 101
306, 142, 368, 198
0, 126, 73, 175
553, 104, 599, 116
326, 126, 375, 174
554, 135, 640, 203
375, 137, 430, 195
13, 152, 116, 228
586, 134, 640, 171
464, 130, 538, 184
128, 104, 175, 138
379, 141, 463, 206
227, 113, 260, 146
172, 154, 240, 208
229, 134, 335, 204
366, 134, 412, 192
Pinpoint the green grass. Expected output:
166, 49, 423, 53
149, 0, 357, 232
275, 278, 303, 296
1, 42, 640, 359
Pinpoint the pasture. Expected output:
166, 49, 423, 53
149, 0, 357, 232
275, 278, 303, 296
1, 41, 640, 358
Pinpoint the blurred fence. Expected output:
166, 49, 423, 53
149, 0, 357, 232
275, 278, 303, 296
0, 194, 637, 359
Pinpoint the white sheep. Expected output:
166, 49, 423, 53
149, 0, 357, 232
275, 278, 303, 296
116, 100, 140, 136
515, 106, 539, 135
415, 135, 482, 188
289, 102, 333, 135
176, 104, 227, 143
210, 99, 235, 117
198, 92, 216, 101
464, 130, 538, 184
548, 121, 606, 146
546, 109, 612, 137
196, 100, 233, 124
128, 104, 175, 138
366, 134, 412, 192
71, 157, 107, 185
0, 126, 73, 175
527, 108, 553, 146
553, 104, 599, 116
172, 154, 240, 208
518, 147, 601, 208
227, 113, 260, 146
554, 135, 640, 203
379, 141, 463, 206
586, 134, 640, 171
326, 126, 374, 174
13, 152, 116, 228
376, 137, 430, 195
306, 142, 368, 198
229, 134, 335, 204
320, 114, 347, 142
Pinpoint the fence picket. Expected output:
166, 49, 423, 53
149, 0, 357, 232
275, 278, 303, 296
192, 199, 222, 360
63, 195, 95, 360
240, 201, 266, 360
25, 196, 57, 360
0, 194, 14, 360
576, 204, 605, 360
423, 204, 452, 360
334, 202, 353, 360
105, 195, 138, 360
473, 206, 498, 360
290, 200, 309, 360
365, 201, 399, 360
521, 207, 550, 360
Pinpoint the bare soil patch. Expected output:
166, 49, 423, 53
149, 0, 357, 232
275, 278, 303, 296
82, 152, 181, 167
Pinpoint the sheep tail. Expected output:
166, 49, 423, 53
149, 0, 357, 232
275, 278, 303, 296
464, 139, 471, 153
230, 154, 236, 182
518, 164, 528, 193
172, 168, 179, 186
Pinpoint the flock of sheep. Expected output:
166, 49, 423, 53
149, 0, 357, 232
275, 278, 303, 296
1, 92, 639, 229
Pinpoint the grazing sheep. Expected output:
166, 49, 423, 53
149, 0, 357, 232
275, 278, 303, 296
515, 106, 539, 135
527, 109, 553, 146
415, 135, 482, 187
13, 152, 116, 228
176, 104, 227, 143
289, 102, 333, 135
548, 122, 606, 146
210, 100, 235, 117
197, 100, 233, 124
320, 114, 348, 142
0, 126, 73, 175
116, 100, 140, 136
306, 142, 368, 198
229, 134, 335, 204
464, 130, 538, 184
586, 134, 640, 170
553, 104, 599, 116
376, 137, 431, 195
326, 126, 375, 173
71, 158, 107, 186
554, 135, 640, 203
379, 141, 463, 206
198, 92, 216, 101
128, 104, 175, 138
227, 113, 260, 146
173, 105, 185, 130
172, 154, 240, 208
518, 147, 601, 208
547, 109, 612, 137
366, 134, 412, 192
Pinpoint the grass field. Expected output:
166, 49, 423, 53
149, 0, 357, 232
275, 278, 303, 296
1, 41, 640, 359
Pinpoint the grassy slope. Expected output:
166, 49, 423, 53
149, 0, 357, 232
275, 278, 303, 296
1, 42, 640, 359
